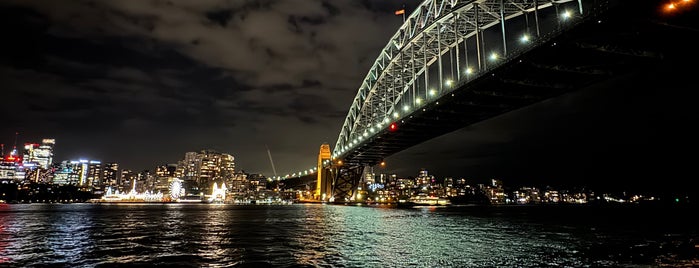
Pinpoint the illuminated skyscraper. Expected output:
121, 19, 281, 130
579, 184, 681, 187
120, 169, 135, 191
102, 162, 119, 187
32, 139, 55, 169
22, 143, 40, 168
51, 159, 101, 187
52, 161, 80, 185
87, 161, 102, 188
176, 150, 235, 195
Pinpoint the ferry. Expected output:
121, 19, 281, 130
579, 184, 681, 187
398, 193, 451, 207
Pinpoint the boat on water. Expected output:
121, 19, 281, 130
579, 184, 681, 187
92, 181, 165, 203
398, 193, 451, 207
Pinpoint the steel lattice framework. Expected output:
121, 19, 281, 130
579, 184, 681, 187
332, 0, 594, 160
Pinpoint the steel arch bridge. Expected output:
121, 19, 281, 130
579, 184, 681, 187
313, 0, 695, 202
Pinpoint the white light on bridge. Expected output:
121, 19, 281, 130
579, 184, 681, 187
465, 67, 474, 75
520, 34, 530, 43
403, 105, 409, 111
393, 112, 399, 118
445, 80, 453, 87
416, 98, 422, 104
429, 89, 437, 96
562, 10, 572, 19
489, 53, 499, 61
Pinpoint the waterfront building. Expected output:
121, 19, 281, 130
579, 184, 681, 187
102, 162, 119, 187
481, 180, 506, 204
22, 139, 55, 169
247, 173, 267, 191
175, 150, 235, 195
22, 143, 40, 169
50, 159, 100, 188
52, 161, 80, 185
543, 190, 561, 203
154, 164, 177, 195
137, 170, 154, 193
119, 169, 135, 192
513, 187, 542, 204
0, 153, 24, 183
87, 161, 102, 190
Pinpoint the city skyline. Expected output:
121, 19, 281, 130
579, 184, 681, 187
1, 0, 698, 196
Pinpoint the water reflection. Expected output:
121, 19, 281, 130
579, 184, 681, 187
0, 204, 695, 267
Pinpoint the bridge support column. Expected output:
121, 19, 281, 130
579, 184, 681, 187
316, 144, 332, 201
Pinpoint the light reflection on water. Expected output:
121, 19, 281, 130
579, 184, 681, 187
0, 203, 696, 267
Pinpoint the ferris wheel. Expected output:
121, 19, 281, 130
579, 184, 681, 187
169, 179, 184, 200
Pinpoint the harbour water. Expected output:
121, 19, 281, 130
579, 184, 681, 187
0, 203, 696, 267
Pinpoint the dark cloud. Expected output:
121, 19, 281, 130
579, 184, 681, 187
0, 0, 422, 177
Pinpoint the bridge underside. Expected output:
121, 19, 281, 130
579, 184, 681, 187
341, 5, 682, 165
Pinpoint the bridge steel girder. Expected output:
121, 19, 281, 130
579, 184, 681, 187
332, 0, 683, 165
326, 164, 364, 203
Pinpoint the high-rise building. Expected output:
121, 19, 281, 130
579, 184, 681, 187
87, 161, 102, 188
176, 150, 235, 195
51, 159, 101, 188
155, 164, 178, 195
102, 162, 119, 187
29, 139, 55, 169
0, 154, 23, 182
120, 169, 135, 192
22, 143, 40, 168
52, 161, 80, 185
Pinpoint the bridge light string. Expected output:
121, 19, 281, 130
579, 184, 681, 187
272, 166, 319, 180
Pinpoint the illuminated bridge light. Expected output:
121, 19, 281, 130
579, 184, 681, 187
465, 67, 474, 75
562, 10, 572, 19
416, 98, 422, 104
445, 80, 453, 87
429, 89, 436, 96
403, 105, 409, 111
489, 52, 499, 61
520, 34, 530, 43
389, 122, 397, 131
393, 112, 399, 118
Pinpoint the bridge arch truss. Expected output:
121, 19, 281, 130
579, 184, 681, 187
333, 0, 595, 161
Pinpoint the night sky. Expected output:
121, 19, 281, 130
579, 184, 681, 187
1, 0, 697, 195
